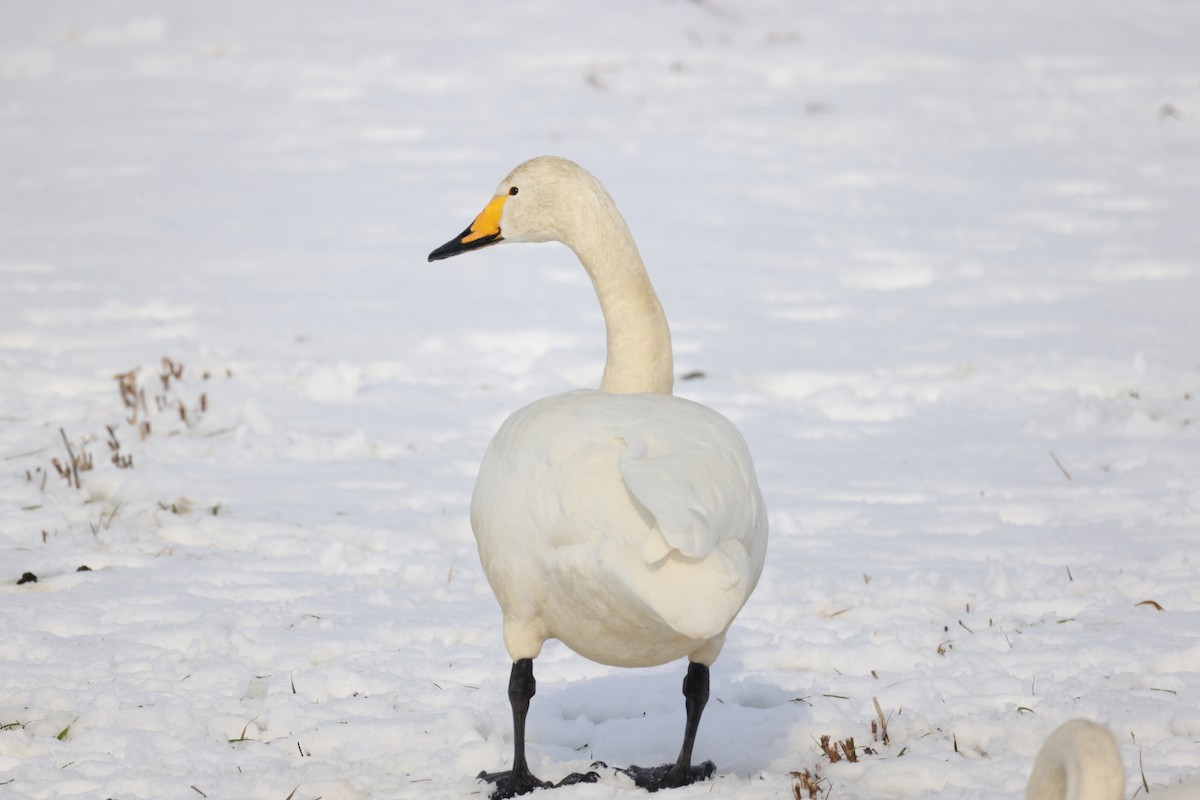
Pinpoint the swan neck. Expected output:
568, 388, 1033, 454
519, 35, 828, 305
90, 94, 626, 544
570, 218, 673, 395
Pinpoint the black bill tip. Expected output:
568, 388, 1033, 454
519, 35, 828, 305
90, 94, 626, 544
428, 227, 503, 262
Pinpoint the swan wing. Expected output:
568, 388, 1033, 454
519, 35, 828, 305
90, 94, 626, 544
617, 414, 762, 564
614, 401, 766, 640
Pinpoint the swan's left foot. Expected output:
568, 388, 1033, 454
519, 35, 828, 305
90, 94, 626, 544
620, 760, 716, 791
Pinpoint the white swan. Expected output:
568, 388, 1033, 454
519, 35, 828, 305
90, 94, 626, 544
1026, 720, 1125, 800
429, 156, 768, 797
1027, 719, 1200, 800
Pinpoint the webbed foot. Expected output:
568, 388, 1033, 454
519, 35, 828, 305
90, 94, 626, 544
619, 760, 716, 792
559, 770, 602, 787
478, 767, 600, 799
477, 767, 549, 799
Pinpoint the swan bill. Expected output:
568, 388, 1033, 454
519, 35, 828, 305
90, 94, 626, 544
428, 194, 507, 261
427, 226, 502, 261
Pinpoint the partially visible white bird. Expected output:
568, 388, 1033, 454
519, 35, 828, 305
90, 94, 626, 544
1027, 719, 1200, 800
1026, 720, 1125, 800
429, 156, 768, 797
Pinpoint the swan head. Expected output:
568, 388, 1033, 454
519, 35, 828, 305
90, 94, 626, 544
428, 156, 611, 261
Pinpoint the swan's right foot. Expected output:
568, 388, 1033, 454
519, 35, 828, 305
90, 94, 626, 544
480, 661, 602, 797
477, 767, 599, 799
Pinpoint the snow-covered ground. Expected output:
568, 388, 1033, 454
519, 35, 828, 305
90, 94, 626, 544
3, 1, 1199, 798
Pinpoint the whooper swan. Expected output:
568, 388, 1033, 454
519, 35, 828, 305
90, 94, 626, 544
429, 156, 768, 797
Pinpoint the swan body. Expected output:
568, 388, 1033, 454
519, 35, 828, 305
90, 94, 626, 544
472, 388, 767, 668
429, 156, 768, 796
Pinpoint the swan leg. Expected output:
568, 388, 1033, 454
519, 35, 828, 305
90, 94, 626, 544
478, 659, 600, 799
621, 662, 717, 792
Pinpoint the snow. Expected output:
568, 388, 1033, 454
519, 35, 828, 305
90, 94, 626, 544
2, 1, 1198, 798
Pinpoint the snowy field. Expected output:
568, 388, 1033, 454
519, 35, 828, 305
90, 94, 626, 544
3, 1, 1199, 798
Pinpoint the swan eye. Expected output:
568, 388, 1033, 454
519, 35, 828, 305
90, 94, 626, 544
508, 186, 519, 196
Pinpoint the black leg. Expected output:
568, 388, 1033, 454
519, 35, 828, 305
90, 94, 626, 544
621, 662, 717, 792
508, 658, 537, 781
672, 661, 711, 781
477, 659, 600, 799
